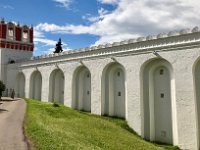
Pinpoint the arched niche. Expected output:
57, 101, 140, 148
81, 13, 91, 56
141, 58, 175, 144
101, 62, 126, 118
72, 66, 91, 112
30, 71, 42, 100
49, 69, 65, 104
16, 72, 25, 97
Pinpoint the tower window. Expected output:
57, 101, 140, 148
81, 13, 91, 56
87, 74, 90, 78
87, 91, 90, 95
118, 92, 121, 96
160, 69, 164, 75
8, 29, 14, 40
23, 32, 27, 38
23, 31, 28, 41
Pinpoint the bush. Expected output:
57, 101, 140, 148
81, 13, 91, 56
52, 102, 60, 107
0, 81, 5, 99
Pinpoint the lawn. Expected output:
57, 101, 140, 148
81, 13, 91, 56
24, 99, 179, 150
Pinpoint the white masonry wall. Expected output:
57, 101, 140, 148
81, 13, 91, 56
6, 27, 200, 150
0, 48, 32, 85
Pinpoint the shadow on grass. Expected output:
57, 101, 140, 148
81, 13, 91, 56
153, 141, 180, 150
77, 111, 180, 149
78, 111, 138, 134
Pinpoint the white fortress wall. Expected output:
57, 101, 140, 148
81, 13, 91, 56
5, 27, 200, 149
2, 48, 32, 83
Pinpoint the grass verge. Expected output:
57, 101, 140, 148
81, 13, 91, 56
24, 99, 179, 150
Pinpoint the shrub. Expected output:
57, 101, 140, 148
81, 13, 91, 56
52, 102, 60, 107
0, 81, 5, 100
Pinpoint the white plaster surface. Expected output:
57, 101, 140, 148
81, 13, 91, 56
3, 30, 200, 149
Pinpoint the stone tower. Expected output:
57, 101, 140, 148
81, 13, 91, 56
0, 18, 34, 82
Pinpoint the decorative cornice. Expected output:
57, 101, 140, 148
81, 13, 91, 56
0, 38, 34, 45
0, 19, 32, 29
30, 26, 199, 59
14, 26, 200, 68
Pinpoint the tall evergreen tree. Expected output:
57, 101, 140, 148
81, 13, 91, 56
54, 38, 63, 53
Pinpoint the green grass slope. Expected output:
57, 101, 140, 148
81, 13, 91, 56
24, 99, 179, 150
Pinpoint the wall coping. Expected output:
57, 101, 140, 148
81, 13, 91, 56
12, 26, 200, 68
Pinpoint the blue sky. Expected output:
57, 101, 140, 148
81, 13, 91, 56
0, 0, 199, 56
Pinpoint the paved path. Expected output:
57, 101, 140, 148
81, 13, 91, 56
0, 98, 28, 150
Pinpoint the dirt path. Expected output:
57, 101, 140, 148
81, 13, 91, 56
0, 98, 28, 150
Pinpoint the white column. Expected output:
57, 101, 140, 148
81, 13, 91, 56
23, 69, 33, 98
173, 63, 197, 149
118, 57, 142, 136
84, 59, 112, 115
90, 71, 102, 115
60, 63, 78, 107
40, 67, 51, 102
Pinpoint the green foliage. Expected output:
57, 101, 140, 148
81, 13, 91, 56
24, 99, 179, 150
52, 102, 60, 107
54, 38, 63, 53
0, 80, 5, 97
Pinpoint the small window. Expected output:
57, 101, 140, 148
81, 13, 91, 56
161, 131, 166, 137
118, 92, 121, 96
8, 29, 13, 36
87, 91, 90, 95
117, 72, 120, 77
23, 31, 28, 40
8, 29, 14, 40
87, 74, 90, 78
160, 69, 164, 75
9, 60, 15, 64
160, 93, 164, 98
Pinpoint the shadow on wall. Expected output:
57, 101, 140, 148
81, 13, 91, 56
140, 58, 175, 145
101, 62, 126, 119
72, 65, 91, 112
49, 69, 65, 104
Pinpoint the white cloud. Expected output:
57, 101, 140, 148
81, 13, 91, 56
34, 38, 57, 46
98, 0, 120, 5
34, 28, 70, 55
45, 46, 70, 54
98, 8, 109, 17
0, 5, 14, 9
34, 30, 45, 38
46, 47, 55, 54
82, 8, 109, 23
34, 29, 57, 46
36, 0, 200, 46
35, 23, 97, 35
34, 37, 70, 55
82, 14, 99, 23
53, 0, 72, 9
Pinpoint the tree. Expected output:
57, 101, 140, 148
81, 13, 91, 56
0, 81, 5, 100
54, 38, 63, 53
